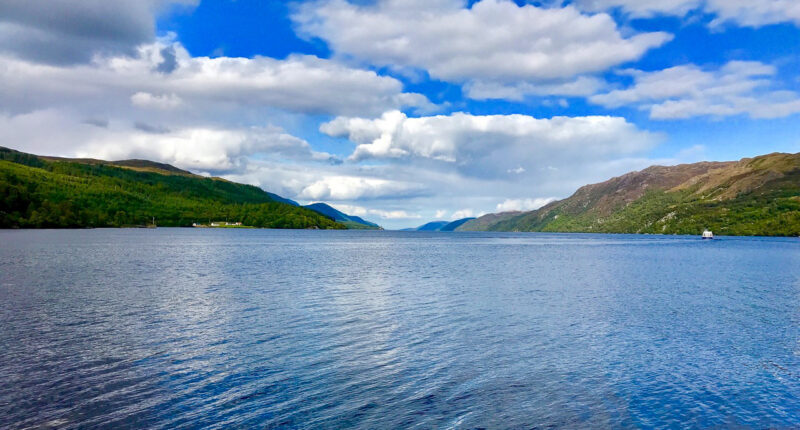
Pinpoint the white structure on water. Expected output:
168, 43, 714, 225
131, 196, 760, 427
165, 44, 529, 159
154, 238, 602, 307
702, 229, 714, 239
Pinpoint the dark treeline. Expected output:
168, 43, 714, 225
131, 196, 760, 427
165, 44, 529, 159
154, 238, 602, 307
0, 147, 344, 229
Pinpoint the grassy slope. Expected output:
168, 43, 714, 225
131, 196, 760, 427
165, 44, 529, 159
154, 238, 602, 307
0, 148, 345, 229
457, 212, 521, 231
477, 152, 800, 236
339, 220, 381, 230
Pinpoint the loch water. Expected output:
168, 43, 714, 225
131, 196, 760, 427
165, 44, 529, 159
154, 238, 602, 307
1, 229, 800, 428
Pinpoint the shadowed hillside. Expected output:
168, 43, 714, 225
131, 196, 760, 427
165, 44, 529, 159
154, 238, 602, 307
303, 202, 381, 229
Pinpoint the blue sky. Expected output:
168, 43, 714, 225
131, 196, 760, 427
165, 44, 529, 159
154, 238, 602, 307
1, 0, 800, 228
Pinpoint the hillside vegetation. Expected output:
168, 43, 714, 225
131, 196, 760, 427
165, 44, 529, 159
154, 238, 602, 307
0, 147, 344, 229
460, 152, 800, 236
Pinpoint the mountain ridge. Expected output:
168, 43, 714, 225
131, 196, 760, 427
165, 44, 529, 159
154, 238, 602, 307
0, 146, 345, 229
403, 218, 476, 231
459, 152, 800, 236
303, 202, 381, 229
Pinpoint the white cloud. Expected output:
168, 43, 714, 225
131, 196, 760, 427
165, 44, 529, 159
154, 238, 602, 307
322, 110, 660, 178
590, 61, 800, 119
299, 175, 426, 201
566, 0, 800, 27
0, 37, 437, 227
496, 197, 558, 212
707, 0, 800, 28
311, 110, 669, 229
293, 0, 671, 99
162, 50, 433, 116
565, 0, 700, 18
369, 209, 422, 219
0, 109, 335, 171
0, 0, 738, 232
0, 41, 432, 117
464, 76, 606, 101
309, 203, 420, 220
326, 203, 368, 217
131, 92, 183, 110
451, 209, 485, 220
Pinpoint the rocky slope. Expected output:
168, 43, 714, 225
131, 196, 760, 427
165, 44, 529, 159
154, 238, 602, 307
459, 152, 800, 236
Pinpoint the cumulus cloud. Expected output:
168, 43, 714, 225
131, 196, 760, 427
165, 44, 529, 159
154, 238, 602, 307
302, 203, 422, 220
299, 176, 427, 201
451, 209, 484, 220
293, 0, 671, 99
565, 0, 800, 27
310, 110, 670, 228
0, 23, 435, 225
0, 109, 336, 171
0, 0, 717, 231
83, 126, 339, 171
706, 0, 800, 28
321, 110, 660, 178
464, 76, 606, 101
0, 41, 432, 117
369, 209, 422, 219
222, 162, 431, 215
0, 0, 196, 65
590, 61, 800, 119
564, 0, 701, 18
131, 92, 183, 110
496, 197, 558, 212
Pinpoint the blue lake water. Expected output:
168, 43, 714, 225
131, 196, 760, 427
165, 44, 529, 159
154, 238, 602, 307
1, 229, 800, 428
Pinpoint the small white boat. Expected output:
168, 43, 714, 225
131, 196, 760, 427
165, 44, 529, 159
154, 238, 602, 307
702, 229, 713, 240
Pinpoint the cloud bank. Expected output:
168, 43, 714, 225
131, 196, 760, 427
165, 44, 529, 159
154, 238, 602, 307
591, 61, 800, 119
0, 41, 432, 117
567, 0, 800, 27
0, 0, 196, 65
322, 110, 660, 179
294, 0, 671, 99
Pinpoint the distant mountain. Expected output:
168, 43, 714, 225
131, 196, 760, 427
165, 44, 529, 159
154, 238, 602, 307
414, 221, 451, 231
459, 152, 800, 236
303, 202, 381, 230
266, 193, 299, 206
0, 146, 344, 229
457, 212, 521, 231
404, 218, 475, 231
439, 217, 476, 231
39, 155, 195, 175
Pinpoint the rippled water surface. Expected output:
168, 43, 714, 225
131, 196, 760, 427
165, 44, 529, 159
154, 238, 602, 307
2, 229, 800, 428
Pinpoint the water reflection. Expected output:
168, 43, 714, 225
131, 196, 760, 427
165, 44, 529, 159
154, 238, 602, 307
1, 230, 799, 428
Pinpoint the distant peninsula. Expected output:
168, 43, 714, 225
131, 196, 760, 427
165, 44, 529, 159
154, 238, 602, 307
402, 218, 476, 232
459, 152, 800, 236
0, 147, 347, 229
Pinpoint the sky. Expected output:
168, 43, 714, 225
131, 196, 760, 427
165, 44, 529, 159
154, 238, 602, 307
1, 0, 800, 229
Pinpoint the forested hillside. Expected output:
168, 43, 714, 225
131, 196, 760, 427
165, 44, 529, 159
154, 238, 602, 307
0, 147, 344, 229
